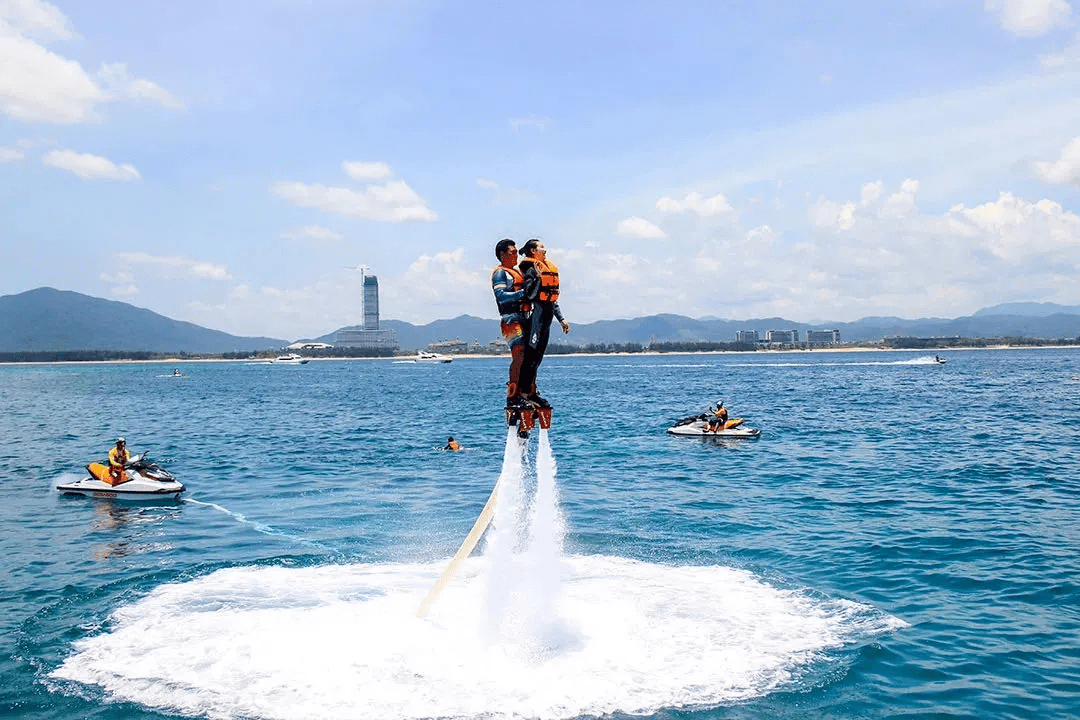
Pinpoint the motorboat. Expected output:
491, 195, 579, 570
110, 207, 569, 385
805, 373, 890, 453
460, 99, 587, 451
667, 414, 761, 438
271, 353, 309, 365
57, 453, 185, 500
415, 351, 452, 363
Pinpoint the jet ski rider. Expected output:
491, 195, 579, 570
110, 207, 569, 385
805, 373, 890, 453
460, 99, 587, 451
108, 436, 130, 485
491, 239, 531, 409
706, 401, 728, 433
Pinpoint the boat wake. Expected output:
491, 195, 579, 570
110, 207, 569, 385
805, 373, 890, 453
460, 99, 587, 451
186, 498, 338, 554
50, 430, 906, 719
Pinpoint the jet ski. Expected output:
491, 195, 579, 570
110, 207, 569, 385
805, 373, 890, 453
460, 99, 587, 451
667, 413, 761, 438
57, 453, 185, 500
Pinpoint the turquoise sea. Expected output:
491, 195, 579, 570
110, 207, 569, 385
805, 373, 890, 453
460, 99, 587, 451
2, 348, 1079, 719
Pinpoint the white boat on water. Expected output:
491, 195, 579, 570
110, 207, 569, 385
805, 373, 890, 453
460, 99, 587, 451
271, 353, 309, 365
416, 351, 452, 363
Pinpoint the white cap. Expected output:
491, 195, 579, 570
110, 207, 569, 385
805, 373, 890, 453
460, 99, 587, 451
116, 436, 125, 444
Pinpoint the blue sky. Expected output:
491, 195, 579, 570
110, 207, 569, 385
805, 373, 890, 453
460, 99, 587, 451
4, 0, 1080, 340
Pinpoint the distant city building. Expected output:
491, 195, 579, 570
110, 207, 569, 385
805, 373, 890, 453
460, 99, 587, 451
333, 273, 399, 351
806, 329, 840, 346
285, 342, 333, 351
736, 330, 759, 344
363, 275, 379, 331
427, 338, 468, 354
765, 329, 799, 345
488, 338, 509, 354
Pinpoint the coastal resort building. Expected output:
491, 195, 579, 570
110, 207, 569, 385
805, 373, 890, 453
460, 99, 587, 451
333, 273, 399, 352
736, 330, 760, 344
806, 329, 841, 346
427, 338, 469, 354
765, 329, 799, 348
285, 341, 333, 351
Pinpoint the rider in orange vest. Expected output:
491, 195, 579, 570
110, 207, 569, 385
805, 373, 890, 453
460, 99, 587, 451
518, 238, 570, 407
107, 437, 130, 485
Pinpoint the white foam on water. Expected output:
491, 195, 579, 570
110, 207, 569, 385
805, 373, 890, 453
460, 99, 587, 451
50, 557, 905, 720
51, 428, 906, 719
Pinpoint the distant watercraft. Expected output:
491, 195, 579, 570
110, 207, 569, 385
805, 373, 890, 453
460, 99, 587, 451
415, 351, 452, 363
57, 453, 184, 500
934, 355, 947, 364
271, 353, 310, 365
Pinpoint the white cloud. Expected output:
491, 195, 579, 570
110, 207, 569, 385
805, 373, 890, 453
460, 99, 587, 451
0, 2, 180, 123
948, 191, 1080, 261
0, 145, 23, 162
860, 181, 884, 206
280, 225, 344, 243
882, 178, 920, 218
985, 0, 1072, 37
342, 161, 391, 181
0, 31, 105, 122
109, 284, 139, 297
97, 62, 184, 109
810, 198, 857, 230
366, 249, 491, 326
1033, 135, 1080, 184
615, 216, 666, 239
656, 191, 735, 217
509, 114, 550, 132
0, 0, 72, 40
116, 252, 232, 281
476, 177, 539, 204
272, 179, 436, 222
42, 148, 140, 180
273, 163, 437, 222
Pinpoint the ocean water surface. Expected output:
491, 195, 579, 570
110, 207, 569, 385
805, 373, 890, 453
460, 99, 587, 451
1, 348, 1079, 719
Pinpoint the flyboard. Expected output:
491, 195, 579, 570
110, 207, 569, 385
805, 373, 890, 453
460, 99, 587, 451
415, 401, 552, 617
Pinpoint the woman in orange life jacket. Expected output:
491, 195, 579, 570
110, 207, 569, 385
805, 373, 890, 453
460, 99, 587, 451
444, 436, 461, 451
107, 436, 130, 484
491, 239, 532, 408
517, 238, 570, 408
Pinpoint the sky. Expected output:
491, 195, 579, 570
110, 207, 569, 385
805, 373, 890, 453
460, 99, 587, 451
4, 0, 1080, 340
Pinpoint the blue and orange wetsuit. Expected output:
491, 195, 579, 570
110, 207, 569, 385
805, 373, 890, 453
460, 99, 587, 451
492, 264, 530, 401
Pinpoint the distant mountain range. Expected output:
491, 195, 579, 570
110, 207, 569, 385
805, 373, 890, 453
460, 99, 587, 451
353, 305, 1080, 349
2, 287, 1079, 354
0, 288, 285, 353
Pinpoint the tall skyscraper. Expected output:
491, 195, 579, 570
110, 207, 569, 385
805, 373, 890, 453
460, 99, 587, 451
334, 272, 398, 351
363, 275, 379, 330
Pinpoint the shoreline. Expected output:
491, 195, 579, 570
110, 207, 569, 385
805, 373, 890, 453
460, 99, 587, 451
4, 343, 1080, 367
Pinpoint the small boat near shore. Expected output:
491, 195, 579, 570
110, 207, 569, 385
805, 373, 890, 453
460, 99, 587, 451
270, 353, 309, 365
415, 351, 452, 363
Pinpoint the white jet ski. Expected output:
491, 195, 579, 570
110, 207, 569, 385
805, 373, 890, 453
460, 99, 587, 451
57, 453, 185, 500
667, 414, 761, 438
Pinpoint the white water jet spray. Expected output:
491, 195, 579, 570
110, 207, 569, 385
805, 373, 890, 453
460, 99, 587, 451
480, 427, 570, 649
481, 428, 527, 636
520, 428, 569, 651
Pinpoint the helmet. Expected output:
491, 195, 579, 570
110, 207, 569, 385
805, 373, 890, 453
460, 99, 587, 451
116, 436, 126, 444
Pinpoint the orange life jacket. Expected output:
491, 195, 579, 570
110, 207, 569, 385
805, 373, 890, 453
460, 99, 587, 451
493, 265, 530, 315
532, 257, 560, 302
